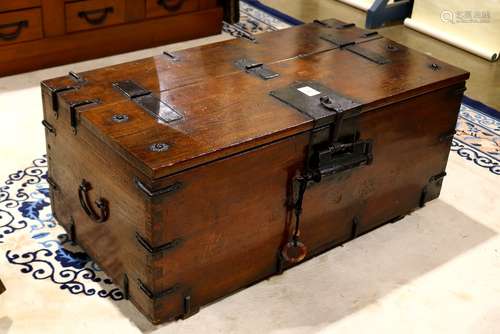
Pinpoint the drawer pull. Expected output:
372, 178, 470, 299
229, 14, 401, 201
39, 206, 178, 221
78, 7, 114, 26
78, 179, 109, 223
157, 0, 185, 12
0, 20, 28, 41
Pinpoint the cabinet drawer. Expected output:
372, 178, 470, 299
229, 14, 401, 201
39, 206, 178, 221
0, 0, 41, 13
66, 0, 126, 33
146, 0, 199, 19
0, 8, 42, 46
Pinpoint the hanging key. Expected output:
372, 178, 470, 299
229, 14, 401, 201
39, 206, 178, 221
281, 173, 312, 263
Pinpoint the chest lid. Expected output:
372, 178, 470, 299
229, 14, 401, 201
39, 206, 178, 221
42, 19, 469, 180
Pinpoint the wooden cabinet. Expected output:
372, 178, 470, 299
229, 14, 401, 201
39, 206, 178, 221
0, 0, 223, 76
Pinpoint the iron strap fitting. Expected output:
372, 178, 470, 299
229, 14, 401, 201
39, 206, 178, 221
46, 71, 88, 117
234, 58, 280, 80
320, 32, 390, 65
113, 80, 182, 123
272, 81, 374, 265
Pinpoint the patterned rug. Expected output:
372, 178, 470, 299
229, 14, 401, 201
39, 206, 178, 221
1, 1, 499, 333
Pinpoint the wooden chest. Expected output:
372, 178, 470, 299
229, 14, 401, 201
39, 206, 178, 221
41, 19, 469, 324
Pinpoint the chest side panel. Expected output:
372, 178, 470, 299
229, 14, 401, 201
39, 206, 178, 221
42, 89, 160, 317
141, 133, 309, 321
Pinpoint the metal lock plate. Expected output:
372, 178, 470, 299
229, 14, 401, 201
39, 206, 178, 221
270, 80, 362, 127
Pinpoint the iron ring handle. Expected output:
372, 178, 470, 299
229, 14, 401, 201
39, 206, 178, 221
157, 0, 185, 12
281, 238, 307, 264
0, 20, 28, 41
78, 179, 109, 223
78, 7, 114, 26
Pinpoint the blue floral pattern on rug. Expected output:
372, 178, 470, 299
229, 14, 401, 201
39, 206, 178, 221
453, 104, 500, 175
0, 156, 124, 301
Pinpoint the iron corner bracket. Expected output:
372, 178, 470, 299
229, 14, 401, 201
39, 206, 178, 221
45, 71, 88, 116
134, 177, 182, 198
135, 232, 183, 255
419, 171, 447, 207
137, 279, 180, 300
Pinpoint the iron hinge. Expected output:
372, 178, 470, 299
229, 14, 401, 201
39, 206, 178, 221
134, 177, 182, 198
234, 58, 279, 80
270, 80, 362, 128
137, 279, 179, 300
68, 71, 86, 84
313, 19, 333, 28
163, 51, 180, 61
113, 80, 182, 123
336, 22, 355, 29
313, 20, 359, 30
135, 233, 183, 255
320, 33, 390, 64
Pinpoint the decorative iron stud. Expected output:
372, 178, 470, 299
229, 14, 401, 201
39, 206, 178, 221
149, 143, 170, 152
112, 114, 129, 123
430, 63, 441, 71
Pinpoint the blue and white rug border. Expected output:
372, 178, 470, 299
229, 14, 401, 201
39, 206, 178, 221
240, 0, 304, 26
462, 95, 500, 121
